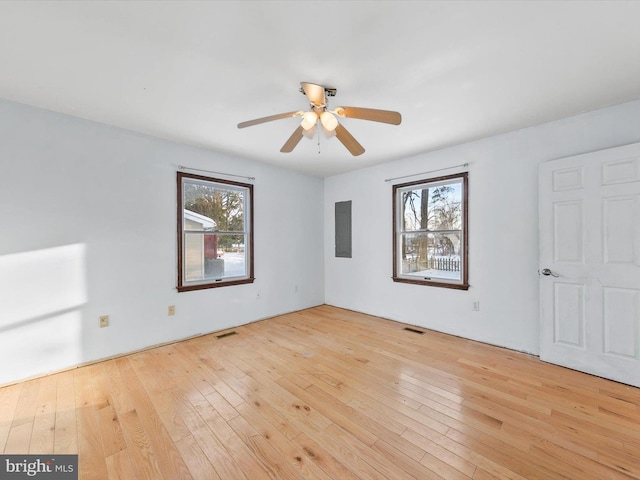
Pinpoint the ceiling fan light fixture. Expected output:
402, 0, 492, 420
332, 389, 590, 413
320, 111, 338, 131
301, 111, 318, 130
302, 124, 317, 138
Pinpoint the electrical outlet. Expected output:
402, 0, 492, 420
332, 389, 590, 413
256, 291, 261, 300
99, 315, 109, 328
168, 305, 175, 316
472, 301, 480, 312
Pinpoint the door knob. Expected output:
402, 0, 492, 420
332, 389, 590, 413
540, 268, 559, 277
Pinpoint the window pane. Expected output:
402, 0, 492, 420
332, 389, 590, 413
184, 233, 247, 282
400, 232, 462, 281
217, 234, 247, 278
401, 190, 425, 231
401, 182, 462, 232
183, 182, 245, 232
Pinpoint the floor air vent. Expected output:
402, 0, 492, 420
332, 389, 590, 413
216, 331, 238, 339
403, 327, 425, 335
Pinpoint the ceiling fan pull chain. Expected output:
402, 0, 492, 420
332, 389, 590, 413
317, 124, 321, 154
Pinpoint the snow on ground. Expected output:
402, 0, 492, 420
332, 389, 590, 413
220, 251, 245, 277
405, 269, 461, 280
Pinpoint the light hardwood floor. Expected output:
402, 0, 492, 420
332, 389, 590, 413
1, 305, 639, 479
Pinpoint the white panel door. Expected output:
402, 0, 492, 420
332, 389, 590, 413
539, 142, 640, 387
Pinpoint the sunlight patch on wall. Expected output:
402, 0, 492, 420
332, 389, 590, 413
0, 244, 87, 384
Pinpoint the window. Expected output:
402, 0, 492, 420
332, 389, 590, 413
392, 172, 468, 289
177, 172, 254, 291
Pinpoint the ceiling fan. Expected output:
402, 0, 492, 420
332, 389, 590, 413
237, 82, 402, 156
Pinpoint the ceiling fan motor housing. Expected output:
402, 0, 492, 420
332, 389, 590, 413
298, 86, 336, 97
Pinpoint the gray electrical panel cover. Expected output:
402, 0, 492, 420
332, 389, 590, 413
335, 200, 352, 258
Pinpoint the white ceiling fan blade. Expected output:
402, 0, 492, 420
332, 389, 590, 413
238, 111, 303, 129
334, 106, 402, 125
335, 124, 365, 156
280, 125, 304, 152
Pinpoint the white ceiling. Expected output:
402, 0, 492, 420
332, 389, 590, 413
1, 1, 640, 177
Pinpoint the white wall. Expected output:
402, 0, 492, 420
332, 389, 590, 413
0, 98, 324, 385
3, 96, 640, 386
324, 99, 640, 355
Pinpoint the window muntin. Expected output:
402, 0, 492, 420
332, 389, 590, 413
177, 172, 254, 291
393, 172, 468, 289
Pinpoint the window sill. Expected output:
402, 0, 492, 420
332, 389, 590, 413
392, 276, 469, 290
177, 277, 255, 292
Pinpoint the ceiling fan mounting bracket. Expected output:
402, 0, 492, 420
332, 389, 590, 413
299, 86, 336, 97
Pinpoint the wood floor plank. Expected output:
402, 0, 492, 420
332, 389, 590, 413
54, 370, 77, 454
29, 374, 57, 453
181, 394, 247, 480
173, 434, 221, 480
192, 395, 278, 480
222, 353, 334, 434
123, 355, 194, 480
473, 467, 506, 480
446, 425, 584, 480
0, 382, 22, 452
399, 426, 484, 479
0, 305, 638, 479
104, 449, 137, 480
128, 350, 192, 443
277, 377, 380, 448
233, 401, 339, 480
171, 341, 248, 407
96, 405, 126, 458
403, 427, 530, 480
5, 378, 41, 453
373, 437, 469, 480
598, 449, 640, 479
204, 390, 240, 422
306, 423, 403, 480
228, 411, 322, 480
117, 407, 163, 480
4, 421, 33, 454
74, 366, 109, 479
322, 422, 425, 480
